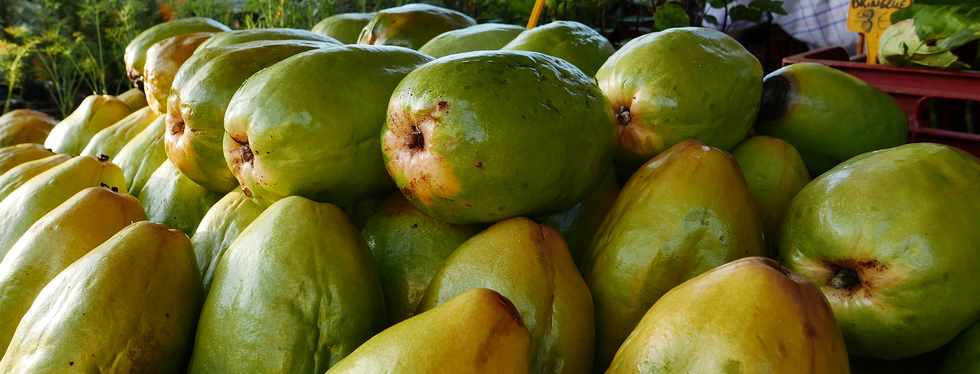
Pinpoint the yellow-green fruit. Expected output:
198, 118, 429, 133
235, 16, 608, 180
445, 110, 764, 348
143, 32, 214, 114
0, 143, 56, 175
732, 136, 810, 244
44, 95, 133, 155
0, 186, 145, 355
327, 288, 532, 374
0, 155, 125, 259
0, 109, 56, 147
941, 322, 980, 374
189, 196, 386, 373
607, 257, 850, 374
139, 160, 221, 234
0, 221, 201, 373
312, 13, 375, 44
419, 23, 525, 58
421, 218, 594, 374
357, 3, 476, 49
0, 154, 71, 202
80, 106, 160, 159
503, 21, 614, 76
113, 115, 167, 194
197, 28, 340, 50
124, 17, 230, 85
541, 169, 619, 270
588, 140, 765, 368
116, 87, 147, 111
192, 190, 264, 292
361, 193, 478, 322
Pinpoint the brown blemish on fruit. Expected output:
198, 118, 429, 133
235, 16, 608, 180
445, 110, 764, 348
169, 115, 185, 136
98, 154, 110, 162
474, 160, 483, 169
241, 186, 252, 198
383, 97, 461, 204
824, 259, 887, 298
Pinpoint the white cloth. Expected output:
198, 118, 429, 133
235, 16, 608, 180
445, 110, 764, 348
704, 0, 859, 54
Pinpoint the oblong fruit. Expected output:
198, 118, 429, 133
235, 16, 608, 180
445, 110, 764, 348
113, 115, 167, 194
419, 23, 524, 58
503, 20, 613, 76
116, 87, 147, 111
0, 143, 56, 174
732, 135, 810, 243
312, 12, 375, 44
0, 109, 56, 147
80, 106, 160, 159
44, 94, 133, 155
357, 3, 475, 49
940, 322, 980, 374
124, 17, 230, 85
143, 32, 214, 114
540, 169, 619, 270
139, 160, 221, 234
197, 28, 340, 50
192, 190, 264, 292
0, 154, 71, 202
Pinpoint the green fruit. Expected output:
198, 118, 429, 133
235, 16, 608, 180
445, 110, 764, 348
144, 32, 214, 114
419, 23, 525, 58
0, 155, 125, 260
44, 94, 133, 155
198, 28, 339, 51
312, 12, 375, 44
382, 51, 616, 224
138, 160, 221, 234
596, 27, 762, 170
116, 87, 147, 111
189, 196, 386, 373
421, 218, 593, 374
0, 143, 56, 174
607, 257, 849, 373
0, 221, 201, 373
166, 40, 329, 193
192, 190, 264, 292
779, 143, 980, 359
124, 17, 230, 85
80, 106, 160, 159
357, 4, 476, 49
224, 45, 431, 206
540, 169, 619, 270
588, 140, 765, 367
0, 186, 145, 355
326, 288, 532, 374
0, 154, 71, 202
0, 109, 56, 147
732, 136, 810, 244
941, 322, 980, 374
113, 115, 168, 195
361, 193, 478, 322
757, 63, 908, 174
503, 21, 613, 76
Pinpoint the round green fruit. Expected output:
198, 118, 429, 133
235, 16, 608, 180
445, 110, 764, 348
124, 17, 229, 86
732, 135, 810, 244
197, 28, 340, 50
312, 13, 375, 44
357, 4, 476, 49
419, 23, 524, 58
503, 20, 614, 77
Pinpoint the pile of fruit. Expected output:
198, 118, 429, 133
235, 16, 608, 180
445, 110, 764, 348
0, 3, 978, 373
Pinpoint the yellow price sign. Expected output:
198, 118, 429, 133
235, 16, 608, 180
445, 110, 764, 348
848, 0, 913, 64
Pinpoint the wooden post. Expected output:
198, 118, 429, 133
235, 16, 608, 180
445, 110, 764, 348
527, 0, 546, 29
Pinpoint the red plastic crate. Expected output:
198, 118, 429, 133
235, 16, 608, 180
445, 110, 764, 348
783, 47, 980, 157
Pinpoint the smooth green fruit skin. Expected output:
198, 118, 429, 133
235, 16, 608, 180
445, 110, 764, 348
114, 115, 168, 195
0, 154, 71, 202
361, 193, 478, 322
312, 13, 376, 44
419, 23, 524, 58
503, 21, 613, 76
0, 187, 145, 355
588, 140, 765, 368
0, 155, 126, 260
541, 169, 619, 271
607, 257, 850, 374
357, 3, 476, 49
192, 190, 264, 292
167, 40, 329, 194
197, 28, 340, 50
0, 109, 56, 147
189, 196, 386, 374
0, 221, 201, 373
139, 160, 221, 234
941, 322, 980, 374
44, 95, 133, 155
421, 217, 595, 374
596, 27, 762, 170
382, 51, 616, 224
780, 143, 980, 359
0, 143, 55, 174
757, 63, 908, 174
224, 45, 431, 206
732, 135, 810, 245
81, 106, 160, 159
124, 17, 230, 83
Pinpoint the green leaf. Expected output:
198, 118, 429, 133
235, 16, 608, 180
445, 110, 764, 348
749, 0, 787, 15
704, 14, 720, 25
707, 0, 729, 9
730, 5, 763, 23
654, 2, 691, 31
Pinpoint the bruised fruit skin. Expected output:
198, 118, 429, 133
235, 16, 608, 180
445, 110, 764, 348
124, 17, 230, 87
192, 190, 263, 292
116, 88, 147, 111
587, 140, 765, 368
0, 155, 126, 260
143, 32, 214, 114
780, 143, 980, 359
113, 115, 168, 195
607, 257, 850, 374
940, 322, 980, 374
0, 143, 56, 175
139, 160, 221, 234
0, 154, 71, 202
419, 23, 524, 58
80, 106, 160, 159
421, 218, 594, 374
0, 222, 201, 373
0, 109, 56, 147
757, 63, 907, 174
503, 21, 614, 77
167, 40, 329, 194
44, 94, 133, 155
357, 3, 476, 49
596, 27, 762, 171
382, 51, 616, 224
197, 28, 340, 50
313, 13, 376, 44
327, 288, 532, 374
189, 196, 386, 374
361, 193, 478, 322
0, 187, 145, 354
224, 45, 431, 206
732, 136, 810, 244
540, 169, 619, 271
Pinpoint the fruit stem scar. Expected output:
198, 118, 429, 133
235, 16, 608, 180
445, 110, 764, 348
170, 116, 185, 136
407, 125, 425, 150
829, 267, 860, 290
616, 105, 631, 126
